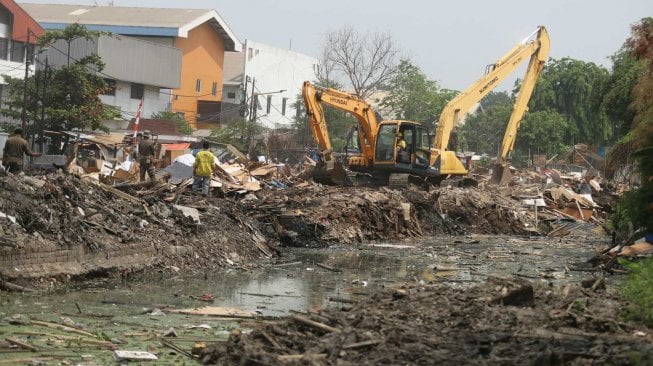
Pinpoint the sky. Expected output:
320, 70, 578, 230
19, 0, 653, 91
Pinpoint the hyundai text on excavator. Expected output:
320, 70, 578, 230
302, 26, 550, 187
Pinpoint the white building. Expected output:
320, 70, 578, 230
224, 39, 318, 129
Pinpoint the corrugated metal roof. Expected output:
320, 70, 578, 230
21, 3, 204, 27
19, 3, 241, 51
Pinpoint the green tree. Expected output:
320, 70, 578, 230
529, 57, 611, 145
380, 59, 456, 129
1, 24, 116, 139
459, 103, 511, 155
620, 17, 653, 232
601, 47, 641, 141
514, 110, 569, 157
151, 111, 193, 135
459, 91, 512, 154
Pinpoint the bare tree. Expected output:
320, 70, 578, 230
318, 27, 399, 99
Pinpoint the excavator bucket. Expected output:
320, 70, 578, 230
311, 160, 348, 185
310, 150, 348, 185
489, 163, 512, 185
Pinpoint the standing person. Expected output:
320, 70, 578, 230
193, 140, 218, 197
2, 128, 41, 174
138, 130, 157, 182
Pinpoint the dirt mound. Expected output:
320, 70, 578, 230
0, 173, 273, 281
200, 277, 653, 365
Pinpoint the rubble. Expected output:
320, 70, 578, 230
0, 172, 274, 281
199, 277, 653, 365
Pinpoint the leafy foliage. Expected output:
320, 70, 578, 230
514, 110, 569, 157
601, 47, 641, 140
529, 57, 611, 145
459, 96, 512, 155
621, 258, 653, 327
151, 111, 193, 135
380, 59, 456, 130
610, 17, 653, 234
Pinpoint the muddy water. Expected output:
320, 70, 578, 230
0, 235, 609, 364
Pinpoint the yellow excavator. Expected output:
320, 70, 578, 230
303, 81, 460, 186
487, 26, 550, 185
302, 26, 549, 186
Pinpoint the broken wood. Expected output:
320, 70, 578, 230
342, 339, 381, 349
327, 296, 357, 304
316, 263, 341, 272
29, 320, 97, 338
290, 315, 339, 333
5, 337, 39, 352
96, 183, 145, 204
0, 279, 35, 292
277, 353, 327, 362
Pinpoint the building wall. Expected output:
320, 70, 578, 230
172, 21, 225, 126
98, 35, 181, 88
100, 80, 170, 121
41, 35, 181, 89
243, 40, 318, 129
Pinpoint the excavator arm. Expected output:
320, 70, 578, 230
302, 81, 379, 165
497, 26, 550, 160
434, 26, 550, 154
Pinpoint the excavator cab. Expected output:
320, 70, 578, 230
374, 122, 434, 174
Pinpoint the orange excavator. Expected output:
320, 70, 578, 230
302, 26, 550, 187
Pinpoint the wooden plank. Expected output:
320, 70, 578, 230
167, 306, 256, 318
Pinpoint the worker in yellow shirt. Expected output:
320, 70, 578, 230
192, 140, 218, 196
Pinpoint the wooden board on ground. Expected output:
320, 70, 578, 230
167, 306, 257, 318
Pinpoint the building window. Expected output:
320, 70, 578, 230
248, 47, 254, 61
227, 91, 236, 99
266, 95, 272, 114
295, 100, 303, 118
0, 38, 8, 60
103, 79, 116, 96
211, 81, 217, 96
130, 83, 144, 99
282, 97, 288, 116
10, 41, 24, 63
196, 79, 201, 93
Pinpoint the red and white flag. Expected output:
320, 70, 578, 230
132, 98, 144, 144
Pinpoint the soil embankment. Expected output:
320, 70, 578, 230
200, 277, 653, 365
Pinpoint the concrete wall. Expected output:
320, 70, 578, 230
98, 35, 182, 88
172, 22, 226, 126
100, 80, 171, 120
243, 40, 318, 129
39, 35, 181, 89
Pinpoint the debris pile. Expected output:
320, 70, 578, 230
200, 277, 653, 365
0, 172, 274, 281
242, 186, 424, 247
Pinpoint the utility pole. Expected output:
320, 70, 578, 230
241, 76, 249, 117
249, 78, 256, 122
39, 57, 49, 153
20, 29, 31, 129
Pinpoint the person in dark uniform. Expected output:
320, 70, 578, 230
2, 128, 41, 174
138, 130, 157, 182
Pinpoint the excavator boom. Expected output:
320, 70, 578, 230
434, 26, 550, 153
490, 26, 550, 185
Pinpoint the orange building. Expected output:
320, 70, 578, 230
21, 4, 241, 127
